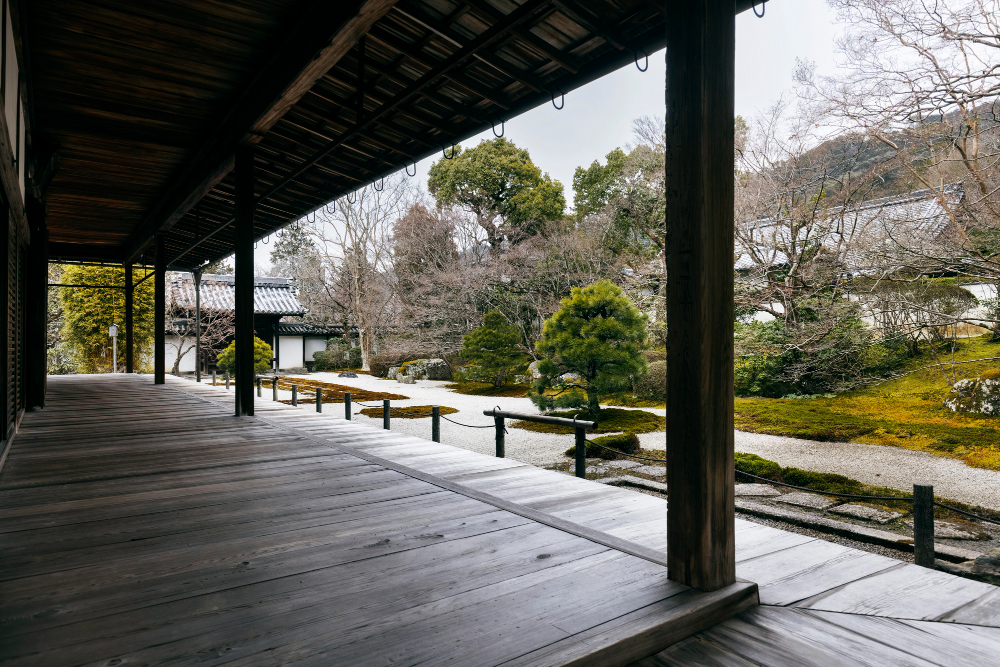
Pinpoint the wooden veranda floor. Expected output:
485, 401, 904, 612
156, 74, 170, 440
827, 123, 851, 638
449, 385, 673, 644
2, 375, 999, 665
0, 375, 754, 666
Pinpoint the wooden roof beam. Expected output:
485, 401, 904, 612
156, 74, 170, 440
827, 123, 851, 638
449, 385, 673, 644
123, 0, 399, 264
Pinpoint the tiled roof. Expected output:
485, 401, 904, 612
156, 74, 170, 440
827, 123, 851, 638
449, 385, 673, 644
168, 273, 307, 315
735, 183, 963, 274
275, 322, 345, 336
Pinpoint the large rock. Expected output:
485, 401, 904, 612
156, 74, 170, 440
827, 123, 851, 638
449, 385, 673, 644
397, 374, 415, 384
944, 371, 1000, 415
398, 358, 452, 381
386, 366, 400, 380
973, 547, 1000, 575
527, 360, 543, 380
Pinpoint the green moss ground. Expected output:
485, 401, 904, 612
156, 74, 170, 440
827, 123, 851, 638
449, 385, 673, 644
358, 405, 458, 419
444, 381, 530, 397
735, 335, 1000, 470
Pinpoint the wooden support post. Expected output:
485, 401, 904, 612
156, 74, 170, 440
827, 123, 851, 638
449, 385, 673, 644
25, 196, 48, 408
273, 376, 278, 401
316, 388, 322, 412
257, 376, 262, 397
212, 370, 216, 386
575, 427, 586, 478
194, 269, 202, 383
432, 406, 440, 442
291, 384, 298, 406
345, 392, 352, 420
494, 415, 505, 458
665, 0, 737, 591
225, 371, 230, 390
914, 483, 935, 568
125, 263, 133, 373
154, 234, 165, 384
234, 146, 254, 416
383, 399, 390, 430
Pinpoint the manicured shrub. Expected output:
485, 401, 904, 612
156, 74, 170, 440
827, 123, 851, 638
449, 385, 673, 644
734, 452, 782, 479
636, 360, 666, 400
566, 432, 641, 460
460, 312, 528, 387
369, 353, 408, 378
217, 337, 272, 375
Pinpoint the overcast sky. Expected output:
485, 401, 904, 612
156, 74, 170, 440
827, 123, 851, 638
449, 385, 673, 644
256, 0, 841, 268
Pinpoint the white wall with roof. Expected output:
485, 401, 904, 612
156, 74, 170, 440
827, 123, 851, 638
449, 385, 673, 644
304, 337, 327, 362
278, 336, 304, 370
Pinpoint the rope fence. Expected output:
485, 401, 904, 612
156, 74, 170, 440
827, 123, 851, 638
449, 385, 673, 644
242, 379, 1000, 566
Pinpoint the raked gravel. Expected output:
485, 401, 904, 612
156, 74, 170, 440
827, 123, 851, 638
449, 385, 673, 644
225, 372, 1000, 510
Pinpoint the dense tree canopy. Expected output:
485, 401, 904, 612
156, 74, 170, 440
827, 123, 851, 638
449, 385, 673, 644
59, 265, 155, 373
427, 138, 565, 247
460, 311, 528, 387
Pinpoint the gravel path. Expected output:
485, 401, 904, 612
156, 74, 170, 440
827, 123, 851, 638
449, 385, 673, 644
277, 372, 666, 468
249, 372, 1000, 510
736, 430, 1000, 511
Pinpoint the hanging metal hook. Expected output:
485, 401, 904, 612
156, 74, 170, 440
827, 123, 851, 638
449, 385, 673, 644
373, 177, 384, 192
346, 190, 357, 204
752, 0, 765, 17
254, 241, 258, 249
262, 234, 270, 245
492, 119, 505, 137
551, 91, 564, 110
633, 47, 648, 72
443, 144, 457, 159
405, 161, 417, 177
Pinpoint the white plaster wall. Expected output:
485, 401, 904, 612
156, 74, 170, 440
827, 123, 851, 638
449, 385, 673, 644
278, 336, 304, 369
164, 335, 197, 373
304, 337, 327, 361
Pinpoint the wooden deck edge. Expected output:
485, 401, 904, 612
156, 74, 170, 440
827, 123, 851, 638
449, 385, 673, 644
504, 580, 760, 667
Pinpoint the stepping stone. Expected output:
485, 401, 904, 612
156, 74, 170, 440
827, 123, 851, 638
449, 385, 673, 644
775, 492, 836, 510
630, 465, 665, 477
829, 503, 903, 524
598, 475, 668, 493
905, 519, 981, 540
603, 460, 642, 470
735, 483, 781, 497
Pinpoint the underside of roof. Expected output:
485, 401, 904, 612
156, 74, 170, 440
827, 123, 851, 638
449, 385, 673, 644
28, 0, 763, 269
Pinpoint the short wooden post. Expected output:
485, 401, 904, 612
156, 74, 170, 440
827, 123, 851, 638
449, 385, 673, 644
575, 427, 587, 478
344, 392, 352, 420
225, 371, 230, 390
432, 406, 440, 442
383, 399, 390, 429
914, 483, 935, 568
316, 388, 322, 412
257, 376, 262, 397
212, 370, 216, 386
494, 414, 505, 458
291, 385, 298, 406
272, 376, 278, 401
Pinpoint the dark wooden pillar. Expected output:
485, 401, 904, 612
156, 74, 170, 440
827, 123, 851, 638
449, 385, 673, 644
665, 0, 737, 591
234, 146, 254, 416
125, 263, 133, 373
0, 203, 9, 441
25, 196, 47, 409
154, 234, 165, 384
194, 269, 202, 383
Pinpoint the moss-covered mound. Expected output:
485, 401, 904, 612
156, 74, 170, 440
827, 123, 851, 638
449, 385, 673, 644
510, 408, 665, 434
358, 405, 458, 419
444, 381, 529, 397
565, 432, 641, 460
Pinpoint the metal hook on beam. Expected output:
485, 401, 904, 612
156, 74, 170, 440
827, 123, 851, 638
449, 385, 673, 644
752, 0, 765, 17
346, 190, 357, 204
262, 234, 270, 245
373, 177, 384, 192
405, 160, 417, 177
443, 144, 457, 159
492, 119, 505, 138
551, 90, 564, 110
633, 47, 648, 72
